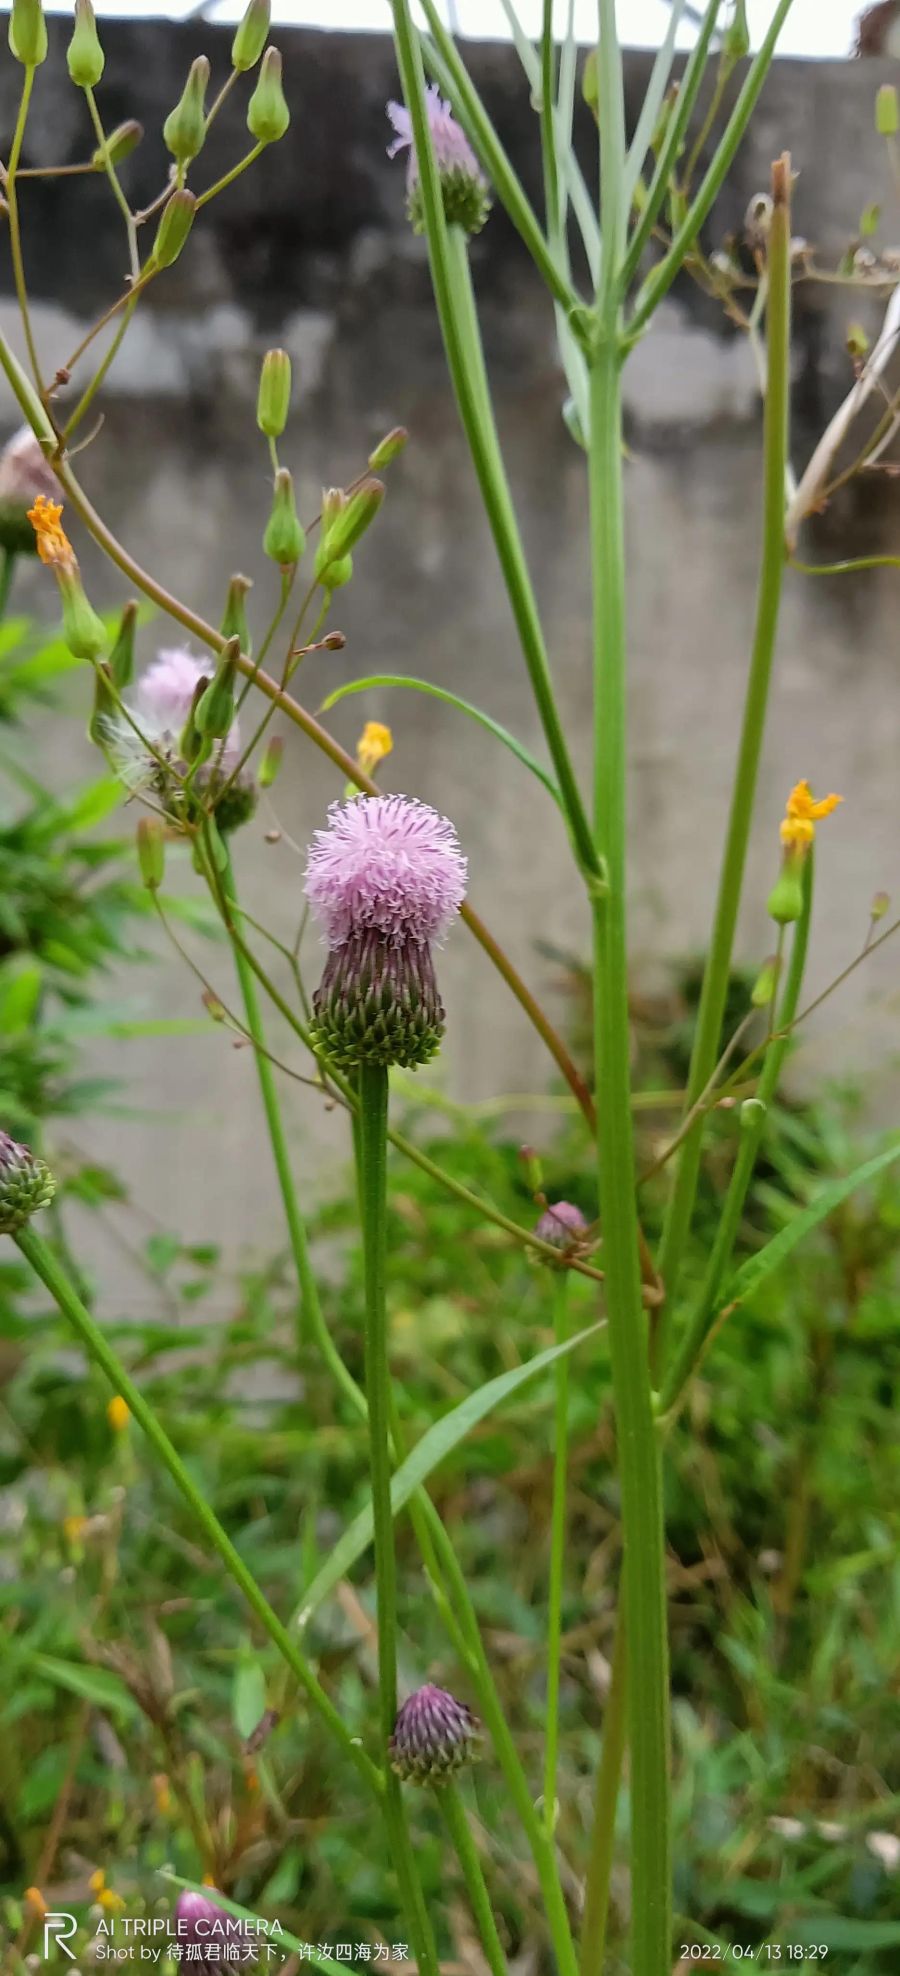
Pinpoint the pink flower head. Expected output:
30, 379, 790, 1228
387, 85, 480, 186
390, 1683, 479, 1783
132, 647, 241, 771
304, 795, 467, 950
535, 1201, 589, 1249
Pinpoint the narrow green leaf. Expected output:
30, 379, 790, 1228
319, 673, 564, 809
727, 1139, 900, 1305
232, 1653, 267, 1740
296, 1322, 602, 1627
30, 1652, 138, 1717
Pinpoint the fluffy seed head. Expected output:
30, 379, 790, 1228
390, 1684, 480, 1784
304, 795, 466, 951
534, 1200, 589, 1250
0, 1130, 56, 1233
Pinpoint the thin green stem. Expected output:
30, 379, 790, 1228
196, 145, 264, 211
389, 0, 597, 884
356, 1062, 439, 1976
13, 1224, 380, 1796
654, 155, 792, 1351
5, 67, 44, 393
543, 1270, 571, 1835
0, 550, 17, 623
540, 0, 561, 242
84, 85, 140, 280
588, 12, 670, 1965
621, 0, 722, 293
579, 1609, 628, 1976
627, 1, 797, 339
439, 1784, 509, 1976
657, 855, 814, 1418
63, 290, 140, 442
219, 844, 324, 1360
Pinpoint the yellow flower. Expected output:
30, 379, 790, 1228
99, 1887, 125, 1913
152, 1772, 172, 1816
24, 1886, 47, 1919
63, 1513, 88, 1546
27, 494, 75, 570
779, 778, 842, 854
107, 1395, 130, 1433
89, 1869, 106, 1896
356, 720, 393, 779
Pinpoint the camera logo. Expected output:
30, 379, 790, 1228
43, 1913, 78, 1961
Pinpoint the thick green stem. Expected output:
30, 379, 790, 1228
543, 1270, 571, 1833
654, 154, 792, 1348
389, 0, 598, 886
658, 855, 813, 1417
13, 1224, 380, 1796
439, 1784, 509, 1976
579, 1610, 628, 1976
357, 1062, 439, 1976
588, 13, 670, 1962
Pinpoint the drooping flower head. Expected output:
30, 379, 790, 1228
0, 1130, 56, 1234
768, 778, 843, 924
387, 86, 491, 237
389, 1684, 480, 1785
27, 495, 107, 662
304, 795, 466, 1070
535, 1200, 589, 1254
0, 427, 60, 555
174, 1890, 245, 1969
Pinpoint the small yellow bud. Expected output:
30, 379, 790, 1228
107, 1395, 130, 1433
24, 1887, 48, 1920
356, 720, 392, 779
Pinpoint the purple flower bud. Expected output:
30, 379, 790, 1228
174, 1891, 248, 1968
389, 1684, 479, 1785
534, 1201, 589, 1252
0, 1131, 56, 1234
304, 796, 466, 1071
387, 86, 491, 237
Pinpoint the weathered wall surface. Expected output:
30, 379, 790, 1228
1, 27, 899, 1288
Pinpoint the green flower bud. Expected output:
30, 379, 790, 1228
163, 55, 210, 167
108, 599, 137, 690
870, 889, 890, 922
767, 853, 805, 926
232, 0, 271, 74
136, 814, 165, 892
740, 1098, 767, 1133
247, 47, 290, 146
195, 637, 239, 741
220, 573, 252, 655
311, 931, 445, 1071
57, 566, 106, 663
8, 0, 47, 68
152, 189, 197, 269
179, 675, 213, 767
750, 954, 781, 1009
315, 479, 384, 583
319, 552, 352, 592
257, 348, 291, 439
263, 469, 305, 567
67, 0, 104, 88
0, 1130, 55, 1234
721, 0, 750, 75
368, 427, 408, 471
92, 119, 143, 170
259, 734, 283, 789
876, 85, 899, 138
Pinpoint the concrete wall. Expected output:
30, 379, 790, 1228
1, 26, 899, 1288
